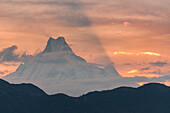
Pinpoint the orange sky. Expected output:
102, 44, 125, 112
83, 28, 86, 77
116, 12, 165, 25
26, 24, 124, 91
0, 0, 169, 78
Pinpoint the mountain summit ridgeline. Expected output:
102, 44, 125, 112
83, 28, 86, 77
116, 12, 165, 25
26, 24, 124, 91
3, 37, 120, 96
42, 37, 73, 54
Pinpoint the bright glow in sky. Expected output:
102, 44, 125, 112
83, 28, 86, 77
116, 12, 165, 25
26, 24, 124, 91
128, 70, 138, 74
0, 0, 169, 79
113, 52, 161, 56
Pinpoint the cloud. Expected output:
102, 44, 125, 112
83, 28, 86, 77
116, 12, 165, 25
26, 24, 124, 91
123, 22, 131, 27
2, 62, 19, 66
113, 52, 133, 55
0, 45, 32, 63
0, 0, 91, 28
140, 67, 150, 71
127, 69, 138, 74
113, 52, 161, 56
149, 61, 168, 67
137, 52, 161, 56
0, 70, 9, 75
147, 70, 164, 75
124, 63, 131, 65
0, 45, 20, 62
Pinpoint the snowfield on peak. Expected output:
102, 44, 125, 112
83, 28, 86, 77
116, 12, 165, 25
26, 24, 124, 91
3, 37, 120, 96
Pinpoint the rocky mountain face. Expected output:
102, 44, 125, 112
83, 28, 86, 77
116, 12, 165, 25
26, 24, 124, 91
3, 37, 120, 96
42, 37, 73, 53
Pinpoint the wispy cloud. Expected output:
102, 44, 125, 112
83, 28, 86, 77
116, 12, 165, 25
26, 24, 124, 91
0, 70, 9, 75
0, 45, 20, 62
113, 52, 161, 56
149, 61, 168, 67
140, 67, 150, 71
0, 45, 32, 63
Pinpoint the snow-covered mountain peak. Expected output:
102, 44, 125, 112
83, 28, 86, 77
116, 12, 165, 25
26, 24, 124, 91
42, 37, 73, 54
3, 36, 120, 96
39, 37, 86, 63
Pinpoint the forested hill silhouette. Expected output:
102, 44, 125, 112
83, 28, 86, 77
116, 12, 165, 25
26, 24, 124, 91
0, 79, 170, 113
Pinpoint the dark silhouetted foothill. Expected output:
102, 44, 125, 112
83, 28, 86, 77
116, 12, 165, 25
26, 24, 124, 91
0, 79, 169, 113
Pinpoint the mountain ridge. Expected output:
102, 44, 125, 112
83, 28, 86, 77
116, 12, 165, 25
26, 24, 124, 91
3, 36, 120, 96
42, 37, 73, 54
0, 79, 169, 113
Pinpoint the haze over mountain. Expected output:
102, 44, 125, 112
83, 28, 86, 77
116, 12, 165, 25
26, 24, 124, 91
0, 79, 169, 113
3, 37, 120, 96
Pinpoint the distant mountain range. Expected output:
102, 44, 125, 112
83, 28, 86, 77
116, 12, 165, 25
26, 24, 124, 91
3, 37, 120, 96
0, 79, 169, 113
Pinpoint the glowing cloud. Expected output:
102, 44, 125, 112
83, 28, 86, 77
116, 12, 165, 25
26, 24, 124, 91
123, 22, 131, 27
128, 69, 138, 74
113, 52, 161, 56
138, 82, 148, 86
146, 74, 164, 78
138, 82, 164, 86
137, 52, 161, 56
165, 81, 170, 86
113, 52, 133, 55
